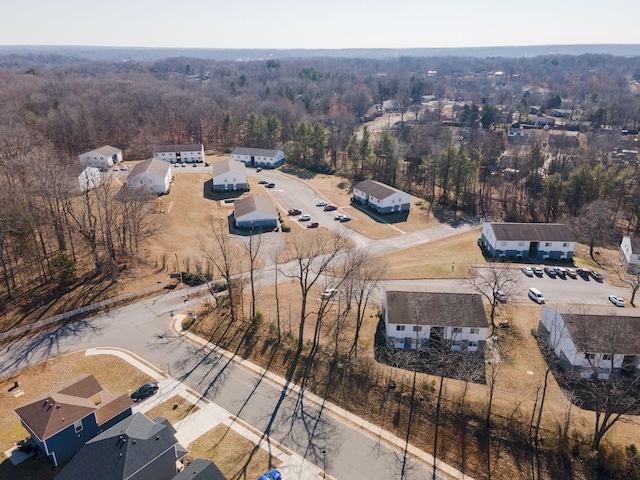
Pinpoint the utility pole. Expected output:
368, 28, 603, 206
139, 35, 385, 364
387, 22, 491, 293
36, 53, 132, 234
174, 252, 182, 283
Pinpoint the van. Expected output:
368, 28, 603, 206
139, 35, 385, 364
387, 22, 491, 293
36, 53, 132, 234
528, 287, 545, 304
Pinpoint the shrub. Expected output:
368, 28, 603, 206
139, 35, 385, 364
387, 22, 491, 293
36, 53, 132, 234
251, 312, 264, 329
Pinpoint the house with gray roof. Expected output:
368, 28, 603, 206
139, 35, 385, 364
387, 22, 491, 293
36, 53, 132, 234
539, 306, 640, 380
127, 159, 172, 194
352, 179, 411, 214
172, 459, 227, 480
233, 195, 278, 229
153, 144, 204, 164
481, 222, 576, 261
79, 145, 123, 169
211, 159, 248, 192
231, 147, 284, 168
15, 374, 133, 466
619, 235, 640, 274
55, 412, 188, 480
383, 289, 488, 352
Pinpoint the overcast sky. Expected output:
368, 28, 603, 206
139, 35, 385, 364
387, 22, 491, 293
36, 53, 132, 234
2, 0, 639, 49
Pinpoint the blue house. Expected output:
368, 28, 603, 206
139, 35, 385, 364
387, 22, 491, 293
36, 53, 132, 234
14, 374, 133, 466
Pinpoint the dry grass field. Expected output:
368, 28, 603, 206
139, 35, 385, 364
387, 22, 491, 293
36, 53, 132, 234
145, 395, 200, 425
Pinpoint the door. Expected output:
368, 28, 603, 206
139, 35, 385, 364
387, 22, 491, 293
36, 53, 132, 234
403, 337, 412, 350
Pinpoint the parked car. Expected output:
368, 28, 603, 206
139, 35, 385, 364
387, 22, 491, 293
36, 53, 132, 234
543, 267, 557, 278
113, 166, 119, 171
577, 268, 591, 278
121, 164, 129, 171
298, 214, 311, 221
204, 162, 210, 167
608, 295, 626, 307
315, 200, 328, 207
334, 213, 346, 221
566, 268, 577, 278
590, 270, 603, 282
533, 267, 544, 277
258, 180, 269, 185
323, 205, 338, 211
256, 167, 263, 172
307, 222, 319, 228
339, 216, 351, 222
321, 288, 338, 299
192, 163, 197, 167
181, 163, 187, 167
555, 267, 567, 278
521, 266, 534, 276
130, 382, 159, 402
265, 183, 275, 188
258, 470, 282, 480
528, 287, 545, 304
494, 290, 507, 303
288, 208, 302, 216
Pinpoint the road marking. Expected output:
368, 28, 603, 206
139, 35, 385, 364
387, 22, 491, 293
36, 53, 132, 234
166, 201, 175, 213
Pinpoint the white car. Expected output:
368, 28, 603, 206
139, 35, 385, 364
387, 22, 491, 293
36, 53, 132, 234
121, 164, 129, 171
608, 295, 626, 307
315, 201, 328, 207
298, 214, 311, 222
521, 266, 533, 276
321, 288, 338, 299
112, 166, 119, 171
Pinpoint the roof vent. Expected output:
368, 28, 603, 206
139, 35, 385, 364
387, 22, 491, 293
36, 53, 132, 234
156, 435, 160, 440
56, 405, 60, 409
132, 440, 136, 445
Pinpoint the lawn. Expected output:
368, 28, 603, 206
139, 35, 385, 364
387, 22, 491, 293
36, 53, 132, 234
145, 395, 200, 425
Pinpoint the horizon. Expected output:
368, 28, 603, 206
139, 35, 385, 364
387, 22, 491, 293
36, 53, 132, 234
3, 0, 639, 51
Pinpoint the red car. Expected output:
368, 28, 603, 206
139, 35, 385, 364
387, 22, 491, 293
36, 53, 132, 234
323, 205, 338, 211
307, 222, 319, 229
288, 209, 302, 216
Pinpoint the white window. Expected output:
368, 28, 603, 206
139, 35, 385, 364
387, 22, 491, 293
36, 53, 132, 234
518, 241, 525, 246
602, 354, 612, 361
468, 340, 478, 347
74, 420, 83, 433
545, 242, 551, 247
452, 327, 462, 333
412, 326, 422, 332
396, 325, 405, 331
470, 328, 479, 334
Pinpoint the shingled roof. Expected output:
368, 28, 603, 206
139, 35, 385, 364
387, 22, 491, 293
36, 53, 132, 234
172, 459, 227, 480
353, 179, 403, 200
627, 236, 640, 255
211, 158, 247, 177
55, 413, 186, 480
385, 291, 488, 328
233, 195, 277, 218
15, 374, 133, 440
489, 223, 575, 242
153, 144, 203, 153
129, 158, 171, 178
231, 147, 281, 157
91, 145, 121, 156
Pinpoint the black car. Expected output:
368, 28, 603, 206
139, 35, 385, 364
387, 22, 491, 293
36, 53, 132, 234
258, 180, 269, 185
590, 270, 603, 282
130, 382, 159, 402
543, 267, 557, 278
265, 183, 275, 188
577, 268, 591, 278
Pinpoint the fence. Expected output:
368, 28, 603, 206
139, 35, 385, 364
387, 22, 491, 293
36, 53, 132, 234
0, 283, 168, 341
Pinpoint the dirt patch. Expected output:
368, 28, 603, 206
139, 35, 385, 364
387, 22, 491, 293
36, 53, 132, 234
186, 424, 281, 479
145, 395, 200, 425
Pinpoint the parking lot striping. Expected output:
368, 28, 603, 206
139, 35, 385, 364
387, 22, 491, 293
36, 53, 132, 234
166, 201, 175, 213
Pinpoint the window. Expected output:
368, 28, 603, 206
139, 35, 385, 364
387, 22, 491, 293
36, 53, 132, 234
468, 341, 478, 347
470, 328, 479, 334
545, 242, 552, 247
396, 325, 405, 331
563, 243, 569, 247
500, 241, 507, 246
412, 326, 422, 332
74, 420, 83, 433
452, 327, 462, 333
517, 241, 525, 246
602, 354, 612, 361
585, 353, 595, 360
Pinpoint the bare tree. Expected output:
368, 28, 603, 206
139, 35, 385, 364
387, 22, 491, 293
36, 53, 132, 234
243, 228, 262, 320
466, 263, 520, 331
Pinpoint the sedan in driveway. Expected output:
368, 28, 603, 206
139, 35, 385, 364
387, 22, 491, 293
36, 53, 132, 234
521, 266, 534, 276
130, 382, 158, 402
609, 295, 626, 307
339, 216, 351, 222
265, 183, 275, 188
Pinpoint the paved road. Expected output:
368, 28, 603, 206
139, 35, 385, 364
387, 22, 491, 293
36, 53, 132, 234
0, 290, 449, 480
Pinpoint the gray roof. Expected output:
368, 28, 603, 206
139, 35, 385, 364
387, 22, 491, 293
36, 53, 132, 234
89, 145, 121, 156
385, 291, 488, 328
154, 144, 203, 153
550, 306, 640, 354
353, 179, 405, 200
55, 413, 185, 480
489, 223, 575, 242
231, 147, 281, 157
233, 195, 277, 218
173, 459, 227, 480
129, 158, 171, 178
211, 158, 247, 178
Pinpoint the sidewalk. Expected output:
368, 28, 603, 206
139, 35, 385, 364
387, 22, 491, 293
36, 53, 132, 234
84, 347, 327, 480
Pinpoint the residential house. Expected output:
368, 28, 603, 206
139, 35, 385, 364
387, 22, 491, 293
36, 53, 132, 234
548, 130, 580, 149
14, 374, 133, 466
352, 179, 411, 214
538, 306, 640, 380
127, 159, 172, 194
79, 146, 123, 169
619, 235, 640, 274
211, 159, 248, 192
55, 412, 188, 480
230, 147, 285, 168
153, 144, 204, 164
65, 165, 102, 194
526, 116, 555, 129
172, 459, 227, 480
480, 222, 576, 261
382, 289, 488, 352
233, 195, 278, 229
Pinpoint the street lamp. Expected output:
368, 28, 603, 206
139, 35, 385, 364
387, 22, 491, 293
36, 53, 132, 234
322, 449, 326, 479
174, 253, 182, 283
